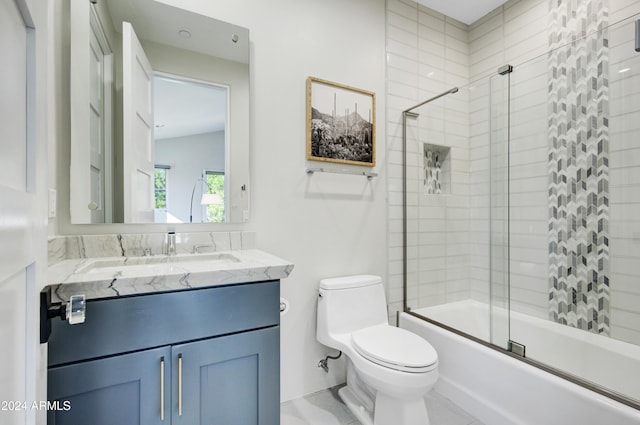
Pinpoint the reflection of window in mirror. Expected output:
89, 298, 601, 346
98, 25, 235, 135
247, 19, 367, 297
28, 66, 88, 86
154, 165, 183, 223
203, 171, 225, 223
154, 165, 169, 210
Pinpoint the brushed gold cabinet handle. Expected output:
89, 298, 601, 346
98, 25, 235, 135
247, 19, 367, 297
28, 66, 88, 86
160, 357, 165, 421
178, 353, 183, 416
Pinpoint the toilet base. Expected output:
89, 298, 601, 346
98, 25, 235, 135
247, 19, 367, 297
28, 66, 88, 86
338, 386, 374, 425
373, 392, 430, 425
338, 385, 431, 425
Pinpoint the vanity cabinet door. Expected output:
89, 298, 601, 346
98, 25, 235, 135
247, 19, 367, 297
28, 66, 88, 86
47, 346, 171, 425
172, 326, 280, 425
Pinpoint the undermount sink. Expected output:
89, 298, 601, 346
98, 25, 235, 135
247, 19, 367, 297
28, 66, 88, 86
76, 253, 240, 275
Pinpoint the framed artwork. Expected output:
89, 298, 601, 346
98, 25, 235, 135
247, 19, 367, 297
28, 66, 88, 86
306, 77, 376, 167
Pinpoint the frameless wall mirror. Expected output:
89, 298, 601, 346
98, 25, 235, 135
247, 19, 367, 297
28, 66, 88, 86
68, 0, 250, 224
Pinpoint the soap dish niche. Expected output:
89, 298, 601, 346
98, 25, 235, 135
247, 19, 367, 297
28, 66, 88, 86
423, 143, 450, 195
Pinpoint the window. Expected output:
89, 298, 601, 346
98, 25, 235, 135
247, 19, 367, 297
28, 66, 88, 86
154, 166, 169, 210
203, 171, 224, 223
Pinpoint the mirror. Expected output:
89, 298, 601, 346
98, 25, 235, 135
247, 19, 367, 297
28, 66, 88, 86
69, 0, 250, 224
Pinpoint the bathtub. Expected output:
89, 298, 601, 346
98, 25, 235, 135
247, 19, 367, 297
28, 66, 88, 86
400, 300, 640, 425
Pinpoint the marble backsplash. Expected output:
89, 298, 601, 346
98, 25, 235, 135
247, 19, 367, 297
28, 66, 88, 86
48, 231, 256, 266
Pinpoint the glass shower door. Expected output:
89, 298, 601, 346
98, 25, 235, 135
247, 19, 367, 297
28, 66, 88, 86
402, 73, 513, 350
489, 69, 511, 351
403, 82, 496, 344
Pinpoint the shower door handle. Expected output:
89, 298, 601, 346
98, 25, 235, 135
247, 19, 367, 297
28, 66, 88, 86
636, 19, 640, 52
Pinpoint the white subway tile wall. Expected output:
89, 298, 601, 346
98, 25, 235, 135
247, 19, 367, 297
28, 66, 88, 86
386, 0, 470, 322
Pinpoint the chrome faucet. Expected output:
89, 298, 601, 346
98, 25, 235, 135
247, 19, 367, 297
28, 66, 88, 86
165, 232, 177, 256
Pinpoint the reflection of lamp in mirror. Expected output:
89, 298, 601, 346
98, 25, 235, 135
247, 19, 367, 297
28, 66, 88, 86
189, 179, 223, 223
201, 193, 223, 206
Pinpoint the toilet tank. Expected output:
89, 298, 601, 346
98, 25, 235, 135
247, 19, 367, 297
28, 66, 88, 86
317, 275, 388, 346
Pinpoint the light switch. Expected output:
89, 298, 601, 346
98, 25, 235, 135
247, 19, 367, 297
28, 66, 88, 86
48, 189, 57, 218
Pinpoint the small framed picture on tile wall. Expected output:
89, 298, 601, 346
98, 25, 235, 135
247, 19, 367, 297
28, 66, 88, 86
306, 77, 376, 167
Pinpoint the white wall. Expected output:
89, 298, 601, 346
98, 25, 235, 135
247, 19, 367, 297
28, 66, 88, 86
50, 0, 387, 402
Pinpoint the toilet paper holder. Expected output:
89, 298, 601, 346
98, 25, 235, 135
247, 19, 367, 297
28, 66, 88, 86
279, 297, 289, 314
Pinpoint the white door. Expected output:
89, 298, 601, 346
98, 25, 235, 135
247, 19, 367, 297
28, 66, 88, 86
122, 21, 155, 223
0, 0, 46, 423
69, 1, 113, 224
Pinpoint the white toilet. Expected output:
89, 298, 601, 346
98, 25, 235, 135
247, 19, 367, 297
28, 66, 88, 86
316, 275, 438, 425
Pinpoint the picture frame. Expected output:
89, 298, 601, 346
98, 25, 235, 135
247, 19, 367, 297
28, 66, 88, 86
306, 77, 376, 167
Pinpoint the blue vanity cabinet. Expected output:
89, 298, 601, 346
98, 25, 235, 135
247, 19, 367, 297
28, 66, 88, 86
46, 280, 280, 425
47, 346, 171, 425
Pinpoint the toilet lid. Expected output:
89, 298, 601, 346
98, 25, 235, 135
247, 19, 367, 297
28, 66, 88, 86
351, 325, 438, 373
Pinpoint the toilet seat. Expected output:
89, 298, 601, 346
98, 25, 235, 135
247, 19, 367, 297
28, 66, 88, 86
351, 325, 438, 373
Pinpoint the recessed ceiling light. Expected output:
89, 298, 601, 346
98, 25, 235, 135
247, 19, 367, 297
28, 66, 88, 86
619, 67, 631, 73
178, 30, 192, 39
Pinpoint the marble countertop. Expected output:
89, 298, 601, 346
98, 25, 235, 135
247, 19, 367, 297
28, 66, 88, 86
47, 249, 294, 302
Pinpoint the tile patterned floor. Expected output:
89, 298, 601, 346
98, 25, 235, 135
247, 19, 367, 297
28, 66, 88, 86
281, 385, 486, 425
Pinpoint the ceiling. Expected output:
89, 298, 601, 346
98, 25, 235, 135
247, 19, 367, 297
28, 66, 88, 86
106, 0, 249, 64
416, 0, 509, 24
153, 76, 227, 140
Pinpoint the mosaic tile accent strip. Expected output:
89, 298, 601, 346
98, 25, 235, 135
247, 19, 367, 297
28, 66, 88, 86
423, 144, 448, 194
547, 0, 610, 335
